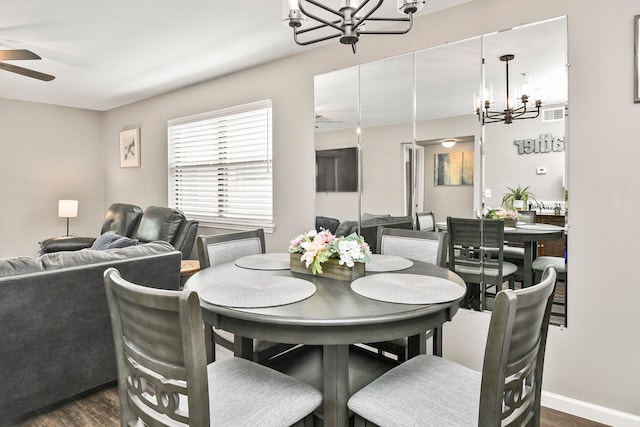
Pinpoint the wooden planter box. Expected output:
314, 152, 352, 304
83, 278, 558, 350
289, 253, 365, 281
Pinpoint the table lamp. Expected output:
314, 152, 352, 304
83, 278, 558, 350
58, 200, 78, 236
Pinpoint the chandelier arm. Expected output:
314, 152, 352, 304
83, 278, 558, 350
350, 0, 385, 32
302, 0, 344, 18
359, 14, 414, 35
294, 28, 342, 46
295, 18, 342, 36
298, 0, 345, 32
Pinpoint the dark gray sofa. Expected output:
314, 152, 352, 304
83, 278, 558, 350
317, 214, 414, 254
0, 242, 182, 425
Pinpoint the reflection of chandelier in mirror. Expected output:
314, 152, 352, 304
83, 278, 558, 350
476, 54, 542, 124
282, 0, 425, 54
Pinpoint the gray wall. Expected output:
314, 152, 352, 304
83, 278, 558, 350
1, 0, 639, 422
0, 99, 103, 257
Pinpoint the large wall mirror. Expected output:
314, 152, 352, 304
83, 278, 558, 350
314, 16, 568, 326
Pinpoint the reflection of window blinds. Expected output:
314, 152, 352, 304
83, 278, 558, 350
168, 100, 273, 231
541, 107, 565, 122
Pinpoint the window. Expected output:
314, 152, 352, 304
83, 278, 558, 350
168, 100, 273, 231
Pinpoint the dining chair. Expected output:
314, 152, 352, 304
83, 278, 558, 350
196, 229, 297, 362
533, 255, 567, 326
364, 227, 448, 361
503, 210, 537, 286
377, 227, 447, 267
447, 217, 517, 311
104, 267, 321, 427
348, 265, 558, 427
415, 211, 436, 231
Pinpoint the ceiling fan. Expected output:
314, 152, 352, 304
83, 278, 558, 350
0, 49, 55, 81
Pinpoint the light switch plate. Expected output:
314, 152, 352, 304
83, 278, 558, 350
536, 167, 547, 174
484, 189, 492, 198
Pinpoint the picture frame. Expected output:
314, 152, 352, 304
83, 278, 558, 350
119, 128, 140, 168
434, 151, 474, 186
635, 15, 640, 103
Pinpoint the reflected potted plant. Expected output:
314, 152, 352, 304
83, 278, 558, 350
502, 185, 537, 210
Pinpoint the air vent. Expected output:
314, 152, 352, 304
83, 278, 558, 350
542, 107, 565, 122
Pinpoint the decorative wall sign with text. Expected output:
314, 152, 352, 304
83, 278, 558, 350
514, 133, 565, 155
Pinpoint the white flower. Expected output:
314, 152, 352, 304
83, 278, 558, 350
338, 239, 364, 267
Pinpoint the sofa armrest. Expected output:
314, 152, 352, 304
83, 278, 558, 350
39, 236, 96, 254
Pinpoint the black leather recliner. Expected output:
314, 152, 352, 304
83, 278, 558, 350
39, 203, 199, 258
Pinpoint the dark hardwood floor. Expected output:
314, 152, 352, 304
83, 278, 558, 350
10, 382, 609, 427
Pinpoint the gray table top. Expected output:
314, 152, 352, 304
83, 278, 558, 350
185, 256, 466, 345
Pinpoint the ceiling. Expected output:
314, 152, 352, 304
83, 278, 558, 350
314, 16, 568, 132
0, 0, 468, 111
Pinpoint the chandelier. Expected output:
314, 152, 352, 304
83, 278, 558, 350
476, 54, 542, 124
283, 0, 426, 53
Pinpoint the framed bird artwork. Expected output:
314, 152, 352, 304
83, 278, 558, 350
120, 128, 141, 168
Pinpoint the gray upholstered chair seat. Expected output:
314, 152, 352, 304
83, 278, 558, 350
209, 357, 322, 426
349, 266, 558, 427
348, 354, 480, 427
453, 261, 518, 278
105, 268, 321, 426
532, 256, 566, 273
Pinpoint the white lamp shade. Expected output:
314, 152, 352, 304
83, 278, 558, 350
58, 200, 78, 218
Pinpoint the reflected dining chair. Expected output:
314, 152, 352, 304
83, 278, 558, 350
533, 255, 567, 326
447, 217, 517, 311
104, 267, 322, 427
196, 229, 297, 362
503, 210, 536, 284
364, 227, 448, 361
348, 265, 558, 427
415, 211, 436, 231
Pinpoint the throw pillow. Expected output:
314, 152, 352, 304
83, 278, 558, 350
91, 231, 139, 250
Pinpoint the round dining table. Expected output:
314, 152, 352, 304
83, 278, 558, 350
185, 254, 466, 427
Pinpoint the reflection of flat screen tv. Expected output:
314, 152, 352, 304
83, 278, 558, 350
316, 147, 358, 192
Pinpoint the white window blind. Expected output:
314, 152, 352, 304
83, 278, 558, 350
168, 100, 273, 231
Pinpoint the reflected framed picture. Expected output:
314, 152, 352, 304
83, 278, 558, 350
120, 128, 140, 168
434, 151, 474, 186
635, 15, 640, 103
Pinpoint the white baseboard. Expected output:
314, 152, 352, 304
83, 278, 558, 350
542, 391, 640, 427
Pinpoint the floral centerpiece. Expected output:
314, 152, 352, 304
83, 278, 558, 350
288, 229, 371, 279
485, 207, 519, 226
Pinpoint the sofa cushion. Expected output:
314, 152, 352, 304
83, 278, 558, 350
40, 241, 176, 270
335, 220, 358, 237
0, 256, 44, 277
315, 216, 341, 234
91, 231, 139, 250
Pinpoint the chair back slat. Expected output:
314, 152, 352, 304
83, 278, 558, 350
104, 267, 209, 426
479, 265, 557, 426
447, 217, 506, 282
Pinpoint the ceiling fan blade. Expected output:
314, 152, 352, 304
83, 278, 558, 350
0, 62, 55, 81
0, 49, 41, 60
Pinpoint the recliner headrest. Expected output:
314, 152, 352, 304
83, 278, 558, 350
101, 203, 143, 236
134, 206, 186, 244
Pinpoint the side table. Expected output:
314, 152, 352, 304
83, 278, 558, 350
179, 259, 200, 288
